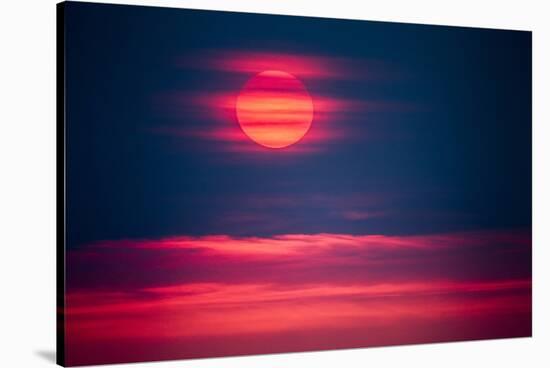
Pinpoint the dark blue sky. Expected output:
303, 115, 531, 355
65, 1, 531, 249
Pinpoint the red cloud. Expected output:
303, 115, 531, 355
67, 279, 530, 338
65, 230, 531, 365
153, 50, 410, 158
153, 90, 376, 157
67, 230, 531, 292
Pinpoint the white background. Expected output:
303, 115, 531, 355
0, 0, 548, 367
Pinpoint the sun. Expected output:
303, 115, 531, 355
236, 70, 314, 149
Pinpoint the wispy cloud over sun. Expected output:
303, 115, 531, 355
152, 49, 409, 158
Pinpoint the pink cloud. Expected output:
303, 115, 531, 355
65, 277, 531, 365
66, 230, 531, 296
64, 230, 531, 365
67, 278, 530, 336
152, 89, 379, 157
152, 50, 411, 158
89, 230, 530, 257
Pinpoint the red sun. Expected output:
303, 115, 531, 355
236, 70, 314, 149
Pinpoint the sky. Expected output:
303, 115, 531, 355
63, 2, 532, 366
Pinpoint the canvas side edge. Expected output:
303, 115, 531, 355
56, 2, 67, 367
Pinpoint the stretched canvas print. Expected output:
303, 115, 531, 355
57, 1, 532, 366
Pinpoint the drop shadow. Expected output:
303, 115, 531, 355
35, 350, 56, 364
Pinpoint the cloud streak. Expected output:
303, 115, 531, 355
65, 230, 531, 365
177, 50, 389, 80
153, 49, 410, 158
67, 231, 531, 290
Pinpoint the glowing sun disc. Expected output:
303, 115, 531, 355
236, 70, 314, 149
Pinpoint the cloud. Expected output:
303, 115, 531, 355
67, 279, 530, 338
153, 90, 384, 158
67, 230, 531, 291
340, 210, 387, 220
152, 49, 410, 158
152, 90, 360, 155
177, 50, 389, 80
65, 230, 531, 365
